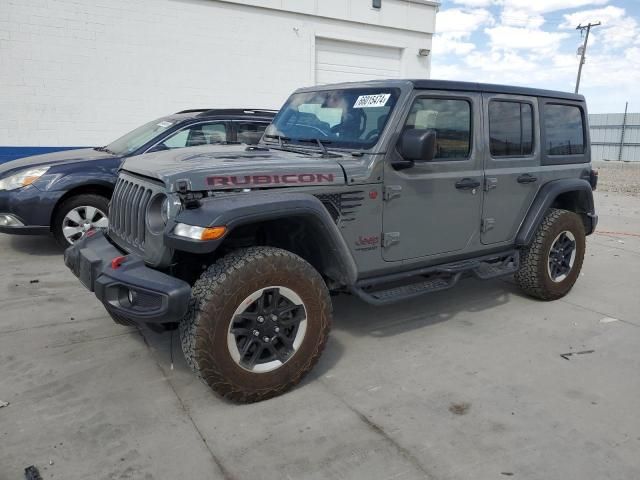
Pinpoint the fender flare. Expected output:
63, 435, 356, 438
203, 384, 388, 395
515, 178, 596, 246
166, 191, 358, 285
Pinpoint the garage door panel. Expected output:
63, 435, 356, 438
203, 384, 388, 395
316, 37, 401, 85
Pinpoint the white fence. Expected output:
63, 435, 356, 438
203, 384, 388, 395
590, 112, 640, 162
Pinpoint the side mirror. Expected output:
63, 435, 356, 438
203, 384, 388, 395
400, 129, 437, 162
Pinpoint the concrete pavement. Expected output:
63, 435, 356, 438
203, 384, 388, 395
1, 191, 639, 480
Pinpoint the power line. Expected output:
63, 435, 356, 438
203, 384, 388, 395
575, 22, 601, 93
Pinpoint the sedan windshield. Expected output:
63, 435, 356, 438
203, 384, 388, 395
106, 118, 175, 156
265, 88, 400, 150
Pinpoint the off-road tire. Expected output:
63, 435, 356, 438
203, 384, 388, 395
515, 208, 586, 300
179, 246, 332, 403
52, 193, 110, 248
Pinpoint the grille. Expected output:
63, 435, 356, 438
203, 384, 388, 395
129, 289, 163, 310
109, 175, 155, 252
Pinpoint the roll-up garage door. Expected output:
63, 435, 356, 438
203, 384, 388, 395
315, 38, 402, 85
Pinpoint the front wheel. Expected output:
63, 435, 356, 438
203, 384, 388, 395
52, 194, 109, 247
515, 208, 586, 300
179, 247, 332, 403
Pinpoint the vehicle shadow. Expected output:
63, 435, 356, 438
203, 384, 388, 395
135, 276, 520, 380
332, 275, 520, 338
9, 235, 63, 256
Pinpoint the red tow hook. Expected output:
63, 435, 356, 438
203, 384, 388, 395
111, 256, 127, 269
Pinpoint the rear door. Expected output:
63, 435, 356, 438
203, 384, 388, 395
382, 91, 484, 261
481, 94, 540, 244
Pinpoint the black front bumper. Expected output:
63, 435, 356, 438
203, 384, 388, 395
64, 231, 191, 326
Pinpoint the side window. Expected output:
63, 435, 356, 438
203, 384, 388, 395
404, 98, 471, 159
489, 101, 534, 157
201, 123, 227, 144
544, 104, 585, 155
236, 122, 269, 145
162, 123, 227, 149
163, 130, 189, 149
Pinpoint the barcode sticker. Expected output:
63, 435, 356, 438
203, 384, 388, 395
353, 94, 391, 108
157, 121, 173, 128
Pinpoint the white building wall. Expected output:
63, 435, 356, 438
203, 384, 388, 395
0, 0, 436, 148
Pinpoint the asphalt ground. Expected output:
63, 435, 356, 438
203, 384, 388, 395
1, 190, 639, 480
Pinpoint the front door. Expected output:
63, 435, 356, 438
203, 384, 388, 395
480, 94, 540, 244
382, 91, 484, 262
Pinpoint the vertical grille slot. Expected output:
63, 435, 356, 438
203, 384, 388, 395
136, 189, 151, 247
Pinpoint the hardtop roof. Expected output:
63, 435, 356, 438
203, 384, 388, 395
296, 79, 584, 102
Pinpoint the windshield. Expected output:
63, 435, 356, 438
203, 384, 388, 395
106, 118, 176, 156
266, 88, 400, 150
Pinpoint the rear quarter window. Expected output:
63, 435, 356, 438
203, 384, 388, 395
541, 102, 589, 165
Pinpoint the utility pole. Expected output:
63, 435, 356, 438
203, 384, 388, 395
575, 22, 601, 94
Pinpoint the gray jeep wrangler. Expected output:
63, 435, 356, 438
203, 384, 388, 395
65, 80, 598, 402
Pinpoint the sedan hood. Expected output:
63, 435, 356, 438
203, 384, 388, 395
121, 145, 346, 192
0, 148, 115, 177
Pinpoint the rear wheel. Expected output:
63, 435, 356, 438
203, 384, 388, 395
179, 246, 332, 403
52, 194, 109, 248
515, 208, 586, 300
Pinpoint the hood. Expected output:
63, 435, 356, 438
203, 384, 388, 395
121, 145, 347, 192
0, 148, 116, 177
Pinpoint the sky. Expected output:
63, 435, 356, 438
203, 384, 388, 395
431, 0, 640, 113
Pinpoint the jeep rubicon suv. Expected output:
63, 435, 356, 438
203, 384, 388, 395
65, 80, 598, 403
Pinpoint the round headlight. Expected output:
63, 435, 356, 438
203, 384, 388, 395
147, 194, 169, 234
161, 197, 170, 225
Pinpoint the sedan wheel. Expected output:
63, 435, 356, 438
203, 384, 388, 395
52, 193, 110, 248
62, 206, 108, 244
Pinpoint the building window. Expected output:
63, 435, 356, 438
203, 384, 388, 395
544, 104, 585, 155
404, 98, 471, 159
489, 101, 534, 157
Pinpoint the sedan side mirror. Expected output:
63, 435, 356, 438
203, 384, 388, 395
400, 129, 437, 162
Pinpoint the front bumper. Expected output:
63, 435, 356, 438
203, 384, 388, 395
64, 231, 191, 326
0, 212, 48, 234
0, 186, 62, 235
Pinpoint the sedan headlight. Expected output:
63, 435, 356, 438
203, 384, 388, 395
0, 167, 50, 191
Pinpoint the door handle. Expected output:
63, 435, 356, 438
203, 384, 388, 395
517, 174, 538, 184
455, 178, 481, 190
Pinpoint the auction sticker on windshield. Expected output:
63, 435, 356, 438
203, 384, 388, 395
354, 94, 391, 108
157, 121, 173, 128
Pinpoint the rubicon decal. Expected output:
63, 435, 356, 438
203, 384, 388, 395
207, 173, 336, 187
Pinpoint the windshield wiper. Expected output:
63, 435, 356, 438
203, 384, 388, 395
94, 146, 117, 155
263, 134, 313, 156
297, 138, 342, 158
